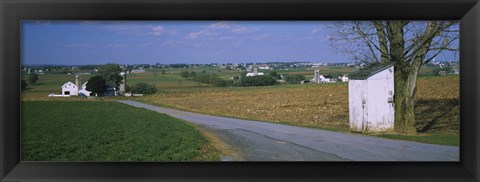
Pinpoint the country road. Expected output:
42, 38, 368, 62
118, 100, 459, 161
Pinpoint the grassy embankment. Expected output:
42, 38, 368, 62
21, 101, 220, 161
135, 75, 460, 146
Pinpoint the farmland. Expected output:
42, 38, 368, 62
21, 65, 460, 146
21, 101, 219, 161
135, 75, 460, 145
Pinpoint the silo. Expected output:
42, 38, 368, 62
314, 70, 320, 83
119, 72, 126, 95
75, 75, 81, 95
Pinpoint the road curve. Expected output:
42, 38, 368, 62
118, 100, 459, 161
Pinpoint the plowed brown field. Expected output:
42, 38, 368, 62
139, 75, 459, 133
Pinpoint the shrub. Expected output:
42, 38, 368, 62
86, 76, 107, 95
193, 74, 232, 87
284, 74, 306, 84
269, 71, 282, 80
28, 73, 39, 85
237, 75, 277, 87
131, 82, 157, 94
433, 67, 453, 76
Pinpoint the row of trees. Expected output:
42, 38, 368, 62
182, 69, 312, 87
21, 73, 39, 90
85, 64, 157, 95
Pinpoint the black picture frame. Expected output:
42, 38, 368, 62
1, 0, 479, 181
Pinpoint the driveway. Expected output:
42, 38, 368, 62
118, 100, 459, 161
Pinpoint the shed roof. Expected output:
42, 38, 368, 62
349, 63, 394, 80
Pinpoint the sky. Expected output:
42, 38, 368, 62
21, 21, 459, 65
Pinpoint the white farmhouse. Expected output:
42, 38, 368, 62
246, 72, 265, 76
61, 81, 78, 96
130, 69, 145, 74
78, 82, 92, 96
319, 75, 336, 83
58, 75, 92, 97
246, 68, 264, 77
339, 75, 349, 82
348, 63, 394, 133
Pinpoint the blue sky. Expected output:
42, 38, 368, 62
21, 21, 459, 65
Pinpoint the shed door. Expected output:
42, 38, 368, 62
361, 98, 367, 132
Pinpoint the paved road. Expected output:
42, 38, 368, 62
118, 100, 459, 161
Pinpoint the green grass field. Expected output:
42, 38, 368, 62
21, 101, 219, 161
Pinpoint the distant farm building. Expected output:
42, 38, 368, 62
78, 82, 91, 96
311, 70, 341, 83
339, 75, 349, 82
312, 70, 320, 83
61, 81, 79, 96
319, 75, 336, 83
258, 64, 270, 70
130, 69, 145, 74
246, 68, 264, 77
52, 73, 127, 97
348, 63, 394, 133
58, 75, 92, 96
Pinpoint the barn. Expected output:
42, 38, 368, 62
348, 63, 394, 133
61, 81, 78, 96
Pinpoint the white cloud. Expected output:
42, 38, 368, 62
161, 40, 185, 48
186, 30, 213, 39
253, 34, 273, 41
219, 36, 236, 41
232, 26, 258, 34
107, 43, 128, 48
210, 21, 232, 29
185, 22, 258, 41
137, 42, 153, 47
65, 43, 92, 48
104, 23, 177, 37
150, 26, 178, 36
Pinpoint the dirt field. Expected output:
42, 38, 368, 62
137, 75, 459, 134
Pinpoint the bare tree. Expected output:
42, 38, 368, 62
326, 21, 459, 134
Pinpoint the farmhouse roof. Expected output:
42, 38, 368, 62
349, 63, 394, 80
61, 81, 75, 88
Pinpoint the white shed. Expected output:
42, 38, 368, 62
61, 81, 78, 96
348, 63, 394, 133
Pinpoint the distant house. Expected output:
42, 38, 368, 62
246, 68, 264, 76
319, 75, 336, 83
59, 75, 92, 96
104, 82, 117, 96
339, 75, 349, 82
130, 69, 145, 74
61, 81, 78, 96
246, 72, 265, 76
258, 64, 270, 70
348, 63, 394, 133
78, 82, 92, 96
453, 66, 459, 75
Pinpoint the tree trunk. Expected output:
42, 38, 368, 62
388, 21, 419, 134
394, 63, 420, 134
